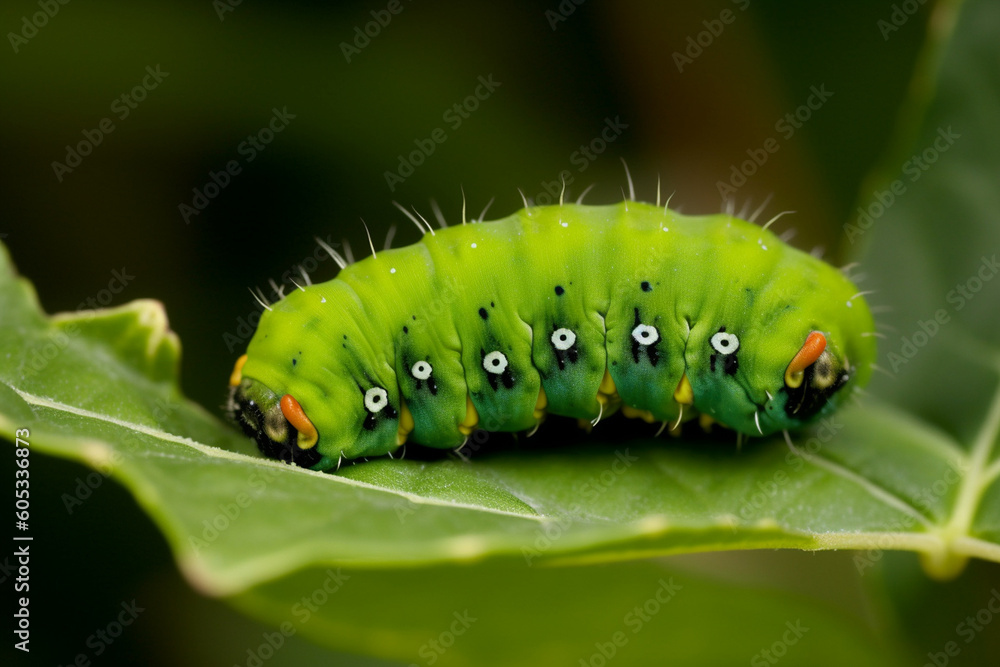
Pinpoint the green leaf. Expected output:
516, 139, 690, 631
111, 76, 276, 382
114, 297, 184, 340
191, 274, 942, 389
0, 242, 990, 667
3, 232, 997, 591
3, 0, 1000, 661
0, 254, 921, 664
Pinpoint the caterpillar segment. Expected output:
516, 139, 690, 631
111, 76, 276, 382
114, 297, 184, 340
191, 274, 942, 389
227, 201, 876, 470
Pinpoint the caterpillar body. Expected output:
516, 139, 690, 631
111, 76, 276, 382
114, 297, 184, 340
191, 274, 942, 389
227, 200, 876, 471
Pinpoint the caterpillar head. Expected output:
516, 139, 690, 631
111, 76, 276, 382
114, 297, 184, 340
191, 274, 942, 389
674, 237, 877, 437
226, 351, 401, 471
225, 286, 410, 470
684, 320, 872, 436
226, 371, 324, 468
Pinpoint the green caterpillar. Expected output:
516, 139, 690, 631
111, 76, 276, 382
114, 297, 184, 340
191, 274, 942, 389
227, 197, 876, 471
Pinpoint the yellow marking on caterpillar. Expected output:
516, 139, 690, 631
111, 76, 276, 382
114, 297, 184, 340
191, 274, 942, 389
621, 405, 657, 423
458, 394, 479, 435
588, 369, 623, 429
673, 373, 693, 406
533, 387, 548, 419
229, 354, 248, 387
596, 368, 621, 411
396, 399, 414, 446
699, 414, 716, 432
598, 368, 618, 399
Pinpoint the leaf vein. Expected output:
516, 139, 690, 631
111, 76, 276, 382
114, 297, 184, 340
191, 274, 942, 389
10, 385, 545, 522
793, 447, 934, 528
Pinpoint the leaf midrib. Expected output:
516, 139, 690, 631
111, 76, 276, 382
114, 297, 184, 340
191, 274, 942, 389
941, 369, 1000, 543
7, 384, 546, 522
13, 378, 999, 542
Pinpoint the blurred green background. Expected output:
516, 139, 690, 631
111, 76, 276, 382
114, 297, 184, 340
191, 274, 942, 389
4, 0, 998, 665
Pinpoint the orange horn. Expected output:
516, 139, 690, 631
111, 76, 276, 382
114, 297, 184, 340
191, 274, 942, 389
280, 394, 319, 449
784, 331, 827, 389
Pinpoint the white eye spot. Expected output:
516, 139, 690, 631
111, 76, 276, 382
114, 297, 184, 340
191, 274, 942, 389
411, 361, 432, 380
710, 331, 740, 355
483, 351, 508, 374
631, 324, 659, 346
471, 243, 477, 248
551, 328, 576, 351
390, 267, 396, 274
364, 387, 388, 413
